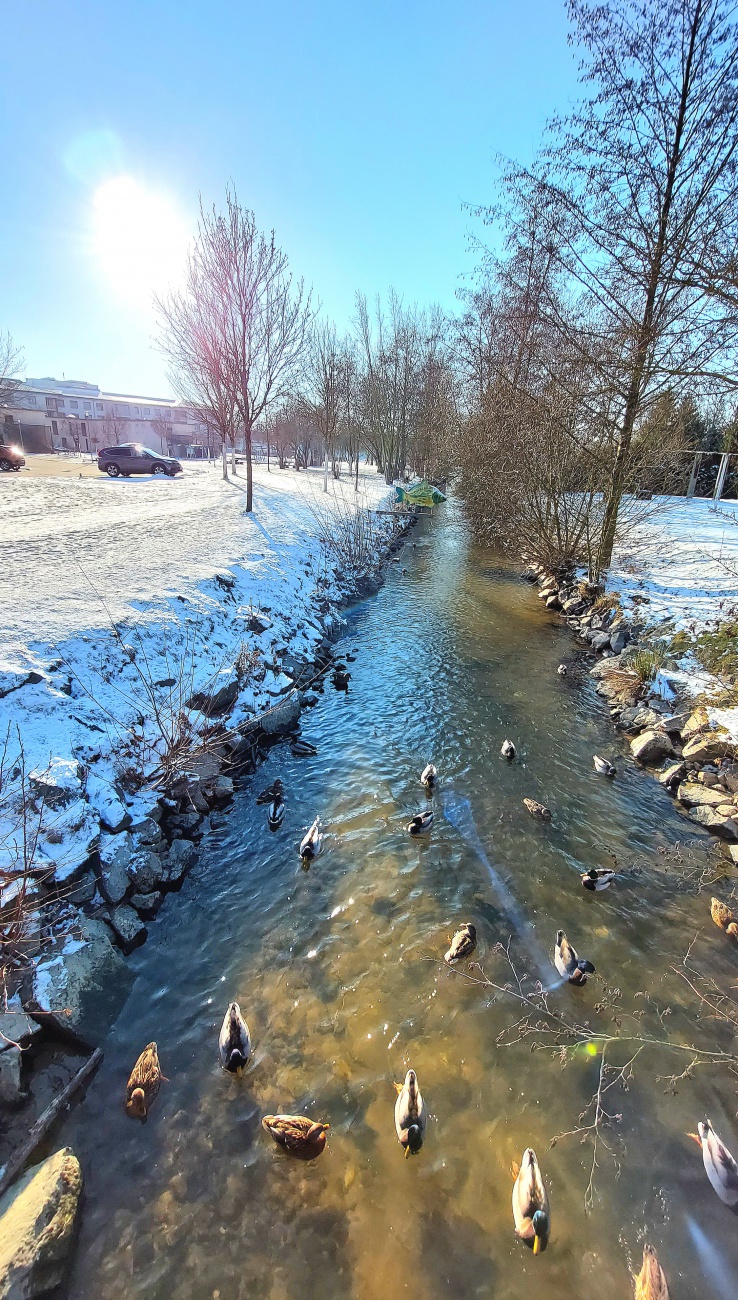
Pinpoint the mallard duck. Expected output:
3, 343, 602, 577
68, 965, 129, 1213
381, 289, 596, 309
512, 1147, 550, 1254
711, 896, 738, 938
554, 929, 595, 984
557, 664, 568, 676
267, 797, 285, 830
256, 778, 283, 805
408, 810, 433, 835
523, 798, 552, 821
634, 1244, 669, 1299
125, 1042, 164, 1121
299, 816, 323, 863
420, 762, 437, 788
394, 1068, 426, 1156
444, 923, 477, 964
218, 1001, 251, 1072
501, 739, 516, 761
582, 867, 616, 891
689, 1119, 738, 1210
262, 1114, 329, 1159
291, 739, 318, 757
593, 755, 617, 777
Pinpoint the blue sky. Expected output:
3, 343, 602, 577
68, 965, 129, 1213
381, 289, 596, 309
0, 1, 579, 396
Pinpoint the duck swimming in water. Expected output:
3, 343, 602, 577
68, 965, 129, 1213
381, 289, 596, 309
689, 1119, 738, 1211
407, 810, 433, 835
291, 739, 318, 757
125, 1042, 165, 1121
420, 762, 437, 788
557, 664, 568, 676
593, 754, 617, 777
581, 867, 616, 891
262, 1114, 329, 1159
634, 1244, 669, 1299
267, 796, 285, 830
512, 1147, 550, 1254
394, 1068, 426, 1156
501, 739, 516, 761
218, 1001, 251, 1072
523, 798, 552, 821
554, 929, 595, 984
711, 896, 738, 939
444, 923, 477, 964
299, 816, 323, 864
256, 778, 283, 805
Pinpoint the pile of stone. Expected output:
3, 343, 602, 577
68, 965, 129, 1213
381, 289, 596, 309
524, 565, 632, 655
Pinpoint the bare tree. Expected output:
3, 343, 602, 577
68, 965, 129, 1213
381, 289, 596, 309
354, 291, 423, 484
0, 333, 23, 411
150, 415, 173, 455
303, 320, 350, 490
485, 0, 738, 575
158, 189, 314, 508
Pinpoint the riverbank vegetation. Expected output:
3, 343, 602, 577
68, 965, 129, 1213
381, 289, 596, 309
456, 0, 738, 583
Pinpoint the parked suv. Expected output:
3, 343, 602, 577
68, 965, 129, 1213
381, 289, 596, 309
97, 443, 182, 478
0, 444, 25, 472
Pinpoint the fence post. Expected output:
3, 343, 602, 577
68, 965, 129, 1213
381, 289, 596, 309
713, 452, 730, 504
686, 453, 701, 498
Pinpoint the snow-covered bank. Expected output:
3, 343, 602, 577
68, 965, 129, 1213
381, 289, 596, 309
609, 495, 738, 631
0, 460, 406, 1034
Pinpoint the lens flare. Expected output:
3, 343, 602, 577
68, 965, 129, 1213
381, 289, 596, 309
91, 176, 190, 307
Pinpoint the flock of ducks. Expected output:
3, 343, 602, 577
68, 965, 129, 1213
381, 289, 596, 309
118, 713, 738, 1296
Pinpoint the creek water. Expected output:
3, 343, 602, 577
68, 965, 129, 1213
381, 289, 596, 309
61, 500, 738, 1300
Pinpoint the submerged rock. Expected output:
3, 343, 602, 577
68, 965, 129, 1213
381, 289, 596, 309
0, 1147, 82, 1299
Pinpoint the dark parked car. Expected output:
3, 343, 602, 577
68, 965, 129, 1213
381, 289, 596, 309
97, 443, 182, 478
0, 444, 25, 472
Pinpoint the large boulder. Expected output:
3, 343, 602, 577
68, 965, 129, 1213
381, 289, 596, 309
97, 832, 133, 905
32, 917, 130, 1040
27, 760, 81, 810
677, 782, 730, 808
85, 773, 130, 833
260, 693, 301, 736
187, 677, 239, 717
688, 805, 738, 840
127, 849, 165, 894
658, 761, 686, 788
106, 904, 147, 952
682, 733, 733, 764
682, 707, 709, 739
609, 627, 629, 654
0, 1147, 82, 1299
630, 730, 676, 764
164, 839, 197, 885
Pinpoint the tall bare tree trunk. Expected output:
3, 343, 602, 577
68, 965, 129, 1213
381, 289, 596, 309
246, 426, 253, 511
222, 444, 229, 480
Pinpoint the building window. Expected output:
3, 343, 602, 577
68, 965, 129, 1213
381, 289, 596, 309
45, 398, 55, 409
70, 400, 78, 409
133, 406, 140, 415
96, 402, 103, 411
52, 419, 58, 436
143, 408, 150, 417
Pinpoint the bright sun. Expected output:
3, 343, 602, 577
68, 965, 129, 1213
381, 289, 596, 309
91, 176, 190, 307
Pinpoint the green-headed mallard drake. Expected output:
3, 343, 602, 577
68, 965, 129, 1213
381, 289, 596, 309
554, 929, 595, 984
421, 763, 437, 788
689, 1119, 738, 1211
444, 923, 477, 965
512, 1147, 550, 1254
501, 739, 516, 761
407, 811, 433, 835
218, 1001, 251, 1072
262, 1113, 329, 1159
593, 755, 616, 777
299, 816, 323, 864
126, 1042, 164, 1121
394, 1068, 426, 1156
582, 867, 616, 891
711, 897, 738, 939
524, 798, 552, 821
634, 1244, 669, 1299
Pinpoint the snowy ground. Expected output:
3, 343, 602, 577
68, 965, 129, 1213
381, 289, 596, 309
0, 459, 393, 885
609, 495, 738, 632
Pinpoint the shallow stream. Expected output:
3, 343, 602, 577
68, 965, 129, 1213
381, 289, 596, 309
61, 500, 738, 1299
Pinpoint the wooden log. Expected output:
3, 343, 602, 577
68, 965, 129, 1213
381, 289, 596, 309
0, 1047, 103, 1200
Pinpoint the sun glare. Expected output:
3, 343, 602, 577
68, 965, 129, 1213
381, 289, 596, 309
91, 175, 190, 307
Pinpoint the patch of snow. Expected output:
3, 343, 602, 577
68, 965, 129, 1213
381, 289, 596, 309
707, 707, 738, 742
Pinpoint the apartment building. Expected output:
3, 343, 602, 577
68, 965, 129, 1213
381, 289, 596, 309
2, 377, 219, 458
